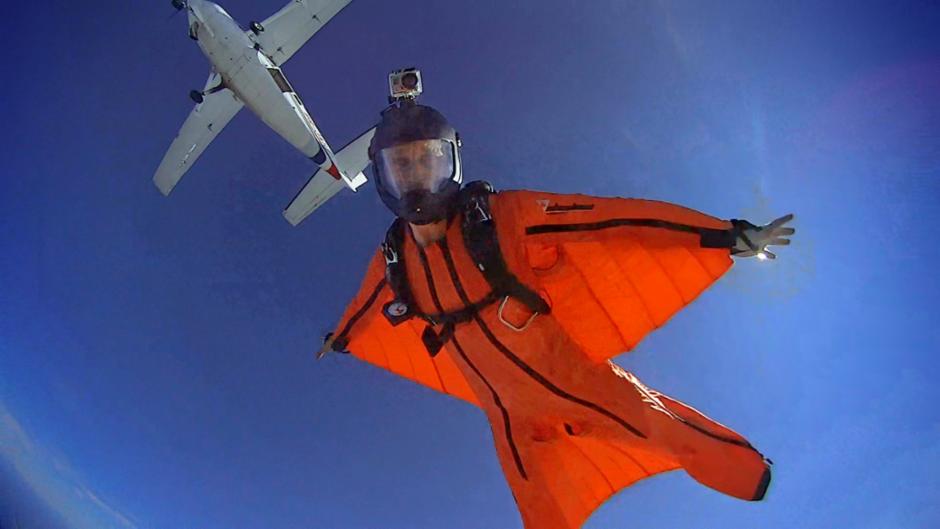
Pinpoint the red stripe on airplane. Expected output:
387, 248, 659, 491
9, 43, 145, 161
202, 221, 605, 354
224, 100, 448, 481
327, 165, 341, 180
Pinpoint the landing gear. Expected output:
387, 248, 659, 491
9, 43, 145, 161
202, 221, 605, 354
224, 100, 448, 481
249, 21, 264, 35
189, 90, 204, 104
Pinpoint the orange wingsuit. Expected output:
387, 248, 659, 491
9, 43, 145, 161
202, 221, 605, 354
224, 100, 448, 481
329, 188, 771, 529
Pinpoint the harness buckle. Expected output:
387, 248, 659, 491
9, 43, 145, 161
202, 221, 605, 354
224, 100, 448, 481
497, 296, 538, 332
382, 241, 399, 265
469, 196, 492, 223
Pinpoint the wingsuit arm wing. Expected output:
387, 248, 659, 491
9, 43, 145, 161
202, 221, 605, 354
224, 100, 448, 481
327, 249, 480, 406
493, 190, 737, 362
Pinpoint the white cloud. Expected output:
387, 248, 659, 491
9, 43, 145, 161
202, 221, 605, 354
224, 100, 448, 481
0, 401, 140, 529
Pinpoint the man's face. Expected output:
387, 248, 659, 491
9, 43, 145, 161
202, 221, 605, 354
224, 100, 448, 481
375, 139, 455, 198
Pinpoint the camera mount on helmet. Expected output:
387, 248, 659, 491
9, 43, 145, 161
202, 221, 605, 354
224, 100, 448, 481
388, 67, 423, 104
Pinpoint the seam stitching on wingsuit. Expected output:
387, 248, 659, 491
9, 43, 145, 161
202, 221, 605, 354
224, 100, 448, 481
337, 278, 387, 341
566, 245, 631, 350
636, 235, 689, 305
602, 235, 657, 337
370, 323, 395, 371
338, 280, 395, 370
366, 279, 417, 378
607, 239, 656, 328
675, 416, 756, 450
659, 395, 758, 450
566, 437, 617, 495
418, 243, 528, 479
525, 218, 723, 302
606, 442, 652, 476
388, 326, 419, 381
625, 366, 755, 449
419, 241, 474, 398
681, 244, 717, 284
617, 364, 758, 451
657, 394, 738, 436
438, 242, 647, 440
452, 335, 528, 480
416, 247, 446, 318
524, 218, 712, 236
473, 305, 647, 438
404, 238, 450, 395
418, 322, 450, 394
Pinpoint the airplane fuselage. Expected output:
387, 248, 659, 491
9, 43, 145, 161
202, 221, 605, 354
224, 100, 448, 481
186, 0, 335, 166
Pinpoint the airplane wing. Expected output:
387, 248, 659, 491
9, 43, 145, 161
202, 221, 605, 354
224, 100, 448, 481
254, 0, 354, 66
283, 126, 374, 225
153, 72, 243, 195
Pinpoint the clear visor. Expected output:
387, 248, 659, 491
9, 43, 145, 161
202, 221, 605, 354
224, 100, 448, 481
375, 139, 456, 199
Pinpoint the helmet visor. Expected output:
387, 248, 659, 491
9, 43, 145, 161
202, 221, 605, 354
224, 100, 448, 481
375, 139, 456, 199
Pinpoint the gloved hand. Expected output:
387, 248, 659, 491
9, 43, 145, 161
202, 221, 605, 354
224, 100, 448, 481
316, 333, 336, 360
316, 332, 349, 359
731, 214, 795, 260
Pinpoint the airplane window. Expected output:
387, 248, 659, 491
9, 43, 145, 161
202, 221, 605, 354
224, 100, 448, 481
267, 68, 294, 93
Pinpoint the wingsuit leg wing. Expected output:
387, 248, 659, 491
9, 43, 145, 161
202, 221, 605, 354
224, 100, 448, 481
611, 364, 772, 502
489, 362, 770, 529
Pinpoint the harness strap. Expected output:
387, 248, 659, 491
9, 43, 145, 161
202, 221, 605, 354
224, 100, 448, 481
460, 182, 550, 316
381, 181, 549, 356
421, 290, 501, 357
381, 217, 417, 326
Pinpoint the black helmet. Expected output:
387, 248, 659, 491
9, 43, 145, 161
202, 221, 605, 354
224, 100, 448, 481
369, 102, 462, 224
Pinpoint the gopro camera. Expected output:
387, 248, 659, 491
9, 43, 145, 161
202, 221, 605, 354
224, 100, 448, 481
388, 67, 423, 102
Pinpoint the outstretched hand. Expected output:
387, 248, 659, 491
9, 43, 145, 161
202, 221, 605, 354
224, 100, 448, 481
732, 214, 795, 260
317, 333, 337, 360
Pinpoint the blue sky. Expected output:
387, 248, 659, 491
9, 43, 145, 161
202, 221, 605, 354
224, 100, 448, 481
2, 1, 939, 527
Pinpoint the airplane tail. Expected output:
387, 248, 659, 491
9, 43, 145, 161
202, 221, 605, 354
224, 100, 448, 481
283, 127, 376, 225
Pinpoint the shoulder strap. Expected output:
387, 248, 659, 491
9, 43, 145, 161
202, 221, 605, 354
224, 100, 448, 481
460, 182, 550, 315
381, 218, 417, 326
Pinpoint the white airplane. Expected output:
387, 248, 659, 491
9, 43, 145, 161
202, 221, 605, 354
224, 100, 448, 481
155, 0, 372, 221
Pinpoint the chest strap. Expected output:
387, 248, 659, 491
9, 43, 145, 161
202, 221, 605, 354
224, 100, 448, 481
381, 181, 550, 357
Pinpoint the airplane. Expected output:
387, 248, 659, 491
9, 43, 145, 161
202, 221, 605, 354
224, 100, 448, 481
154, 0, 371, 221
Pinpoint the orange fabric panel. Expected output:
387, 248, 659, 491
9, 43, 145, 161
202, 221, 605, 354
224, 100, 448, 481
502, 191, 732, 233
639, 238, 717, 303
494, 190, 733, 361
541, 441, 608, 529
563, 241, 656, 353
657, 394, 750, 446
333, 249, 481, 407
564, 436, 680, 527
602, 235, 685, 326
530, 251, 628, 361
547, 439, 618, 525
518, 437, 681, 529
394, 321, 444, 394
429, 343, 479, 403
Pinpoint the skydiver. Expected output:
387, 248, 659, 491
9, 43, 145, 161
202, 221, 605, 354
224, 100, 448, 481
320, 88, 795, 529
